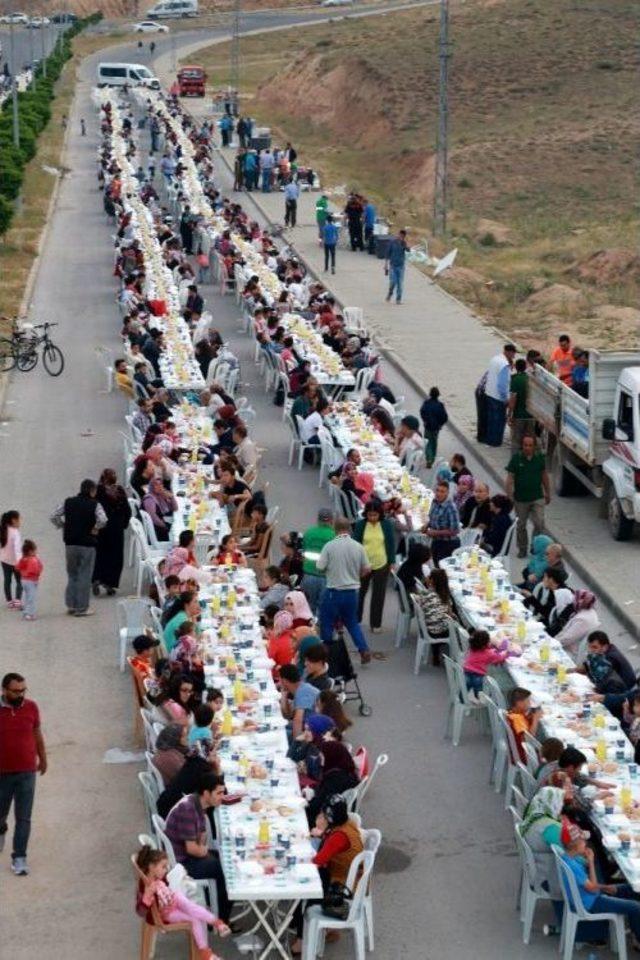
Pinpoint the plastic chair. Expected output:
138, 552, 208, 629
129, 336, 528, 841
516, 761, 538, 801
390, 571, 414, 647
483, 673, 507, 710
152, 813, 219, 917
510, 785, 528, 817
146, 751, 164, 795
140, 709, 158, 752
552, 845, 628, 960
116, 597, 152, 672
354, 754, 388, 812
443, 655, 487, 747
131, 854, 198, 960
495, 519, 517, 560
138, 771, 160, 834
521, 741, 540, 778
498, 710, 523, 809
353, 745, 370, 781
302, 851, 374, 960
446, 618, 469, 663
480, 693, 508, 790
412, 597, 449, 674
459, 527, 481, 549
512, 824, 556, 943
361, 828, 381, 950
140, 510, 171, 556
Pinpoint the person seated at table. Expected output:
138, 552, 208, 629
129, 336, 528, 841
303, 643, 332, 692
370, 406, 396, 445
240, 503, 269, 556
152, 723, 190, 787
284, 590, 314, 629
462, 628, 511, 697
135, 844, 230, 960
259, 565, 289, 610
162, 590, 201, 652
533, 737, 565, 786
453, 474, 475, 516
130, 633, 160, 684
214, 534, 246, 567
414, 569, 454, 666
316, 689, 353, 736
266, 610, 295, 679
459, 479, 491, 530
305, 741, 360, 826
215, 467, 251, 513
279, 664, 320, 739
290, 795, 364, 956
289, 714, 337, 785
163, 773, 232, 925
142, 477, 178, 542
575, 630, 636, 693
362, 382, 396, 416
170, 620, 203, 681
519, 534, 554, 588
507, 686, 542, 761
156, 673, 196, 727
163, 531, 200, 583
161, 575, 182, 614
131, 454, 156, 499
114, 358, 135, 398
525, 567, 572, 629
554, 590, 601, 661
450, 453, 472, 483
188, 703, 216, 752
560, 824, 640, 950
279, 532, 304, 583
424, 481, 461, 565
480, 494, 514, 556
394, 415, 423, 464
397, 542, 431, 599
520, 783, 577, 932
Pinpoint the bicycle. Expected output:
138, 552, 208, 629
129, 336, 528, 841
0, 319, 65, 377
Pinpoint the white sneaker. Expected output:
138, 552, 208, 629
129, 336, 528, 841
11, 857, 29, 876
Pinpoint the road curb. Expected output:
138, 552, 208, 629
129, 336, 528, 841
209, 146, 639, 641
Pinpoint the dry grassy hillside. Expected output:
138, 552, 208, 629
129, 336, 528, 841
197, 0, 640, 353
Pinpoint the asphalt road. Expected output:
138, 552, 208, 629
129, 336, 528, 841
0, 8, 633, 960
0, 24, 62, 73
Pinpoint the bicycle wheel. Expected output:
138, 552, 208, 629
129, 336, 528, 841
16, 346, 38, 371
42, 342, 65, 377
0, 338, 16, 372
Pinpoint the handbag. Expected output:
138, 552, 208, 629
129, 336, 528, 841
196, 253, 209, 268
321, 882, 352, 921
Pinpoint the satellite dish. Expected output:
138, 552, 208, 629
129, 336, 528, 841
433, 247, 458, 277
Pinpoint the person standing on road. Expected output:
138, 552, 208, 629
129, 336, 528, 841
505, 434, 551, 558
344, 194, 364, 251
51, 479, 107, 617
80, 118, 86, 136
93, 468, 131, 597
483, 343, 516, 447
315, 193, 329, 241
419, 386, 448, 468
425, 480, 461, 566
0, 672, 47, 877
317, 517, 372, 664
322, 215, 339, 275
363, 198, 376, 254
284, 177, 300, 228
353, 498, 395, 633
301, 508, 336, 614
508, 357, 535, 452
259, 148, 275, 192
384, 228, 409, 304
0, 510, 22, 609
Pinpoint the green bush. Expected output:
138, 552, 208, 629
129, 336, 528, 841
0, 11, 100, 235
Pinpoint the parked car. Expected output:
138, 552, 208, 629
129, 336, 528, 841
6, 12, 29, 24
27, 17, 50, 28
146, 0, 199, 19
321, 0, 354, 6
133, 20, 169, 33
50, 12, 78, 23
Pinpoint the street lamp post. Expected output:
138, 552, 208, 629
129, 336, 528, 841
9, 19, 20, 147
433, 0, 451, 237
41, 21, 47, 78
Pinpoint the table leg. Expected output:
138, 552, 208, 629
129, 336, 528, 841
246, 899, 301, 960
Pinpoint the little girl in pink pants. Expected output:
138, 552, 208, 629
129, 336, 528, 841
136, 845, 230, 959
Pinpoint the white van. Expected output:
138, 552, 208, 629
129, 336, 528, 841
96, 63, 161, 89
146, 0, 198, 19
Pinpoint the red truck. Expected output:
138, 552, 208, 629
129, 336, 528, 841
177, 65, 206, 97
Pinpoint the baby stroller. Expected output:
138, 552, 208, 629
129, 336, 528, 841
326, 628, 372, 717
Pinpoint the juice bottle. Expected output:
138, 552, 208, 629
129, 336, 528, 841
594, 712, 605, 729
258, 819, 270, 845
517, 620, 527, 642
595, 738, 607, 763
233, 679, 244, 706
539, 641, 550, 664
620, 784, 633, 811
227, 588, 237, 609
212, 593, 221, 615
557, 664, 567, 684
485, 579, 494, 601
500, 598, 510, 617
221, 709, 233, 736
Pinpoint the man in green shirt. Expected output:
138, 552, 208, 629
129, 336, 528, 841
315, 194, 329, 240
508, 358, 536, 453
300, 508, 335, 612
505, 435, 551, 558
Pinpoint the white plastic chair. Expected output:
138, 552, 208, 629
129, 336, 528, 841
361, 828, 381, 950
140, 509, 171, 555
552, 845, 628, 960
521, 741, 540, 778
354, 754, 388, 812
302, 851, 374, 960
412, 597, 449, 674
115, 597, 152, 672
443, 655, 487, 747
495, 519, 517, 560
498, 709, 523, 808
140, 709, 158, 752
459, 527, 481, 549
513, 824, 556, 944
193, 535, 212, 567
446, 617, 469, 663
138, 770, 159, 834
510, 785, 528, 817
483, 673, 507, 710
391, 571, 413, 647
516, 761, 538, 801
146, 750, 165, 794
480, 693, 508, 790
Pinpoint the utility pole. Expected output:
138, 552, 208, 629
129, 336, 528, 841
41, 20, 47, 78
433, 0, 451, 237
9, 19, 19, 147
229, 0, 241, 115
29, 24, 36, 89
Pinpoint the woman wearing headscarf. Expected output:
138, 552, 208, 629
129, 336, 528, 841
295, 631, 322, 672
267, 610, 295, 679
283, 590, 314, 629
397, 542, 431, 598
152, 723, 189, 786
555, 590, 600, 661
453, 474, 475, 513
520, 534, 553, 587
521, 784, 569, 900
141, 475, 178, 542
288, 713, 337, 785
306, 740, 360, 825
93, 468, 132, 596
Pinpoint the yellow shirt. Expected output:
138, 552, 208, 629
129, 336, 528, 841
116, 370, 134, 398
362, 522, 386, 570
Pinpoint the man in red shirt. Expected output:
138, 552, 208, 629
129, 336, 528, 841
0, 672, 47, 876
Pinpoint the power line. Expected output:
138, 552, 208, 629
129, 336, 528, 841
433, 0, 451, 236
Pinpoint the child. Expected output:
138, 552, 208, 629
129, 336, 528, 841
135, 845, 229, 960
162, 575, 182, 614
215, 534, 246, 567
188, 703, 215, 750
507, 686, 542, 762
206, 687, 224, 714
170, 621, 202, 676
0, 509, 22, 609
533, 737, 565, 785
15, 539, 43, 621
462, 629, 510, 696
